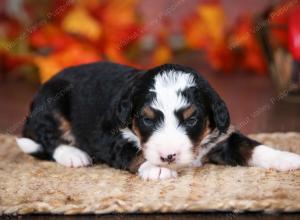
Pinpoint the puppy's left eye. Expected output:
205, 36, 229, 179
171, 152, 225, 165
185, 116, 198, 127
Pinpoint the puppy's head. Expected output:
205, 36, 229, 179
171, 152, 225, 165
117, 64, 230, 169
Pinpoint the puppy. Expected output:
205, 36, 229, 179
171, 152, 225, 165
16, 62, 300, 180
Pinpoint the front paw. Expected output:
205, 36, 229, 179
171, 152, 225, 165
138, 161, 177, 180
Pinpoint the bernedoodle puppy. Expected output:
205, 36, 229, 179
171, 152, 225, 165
16, 62, 300, 180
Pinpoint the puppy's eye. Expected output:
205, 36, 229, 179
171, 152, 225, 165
142, 117, 154, 127
185, 116, 198, 127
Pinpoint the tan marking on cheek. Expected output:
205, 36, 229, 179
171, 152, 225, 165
128, 119, 146, 173
132, 118, 148, 150
128, 152, 146, 173
183, 105, 196, 120
132, 118, 142, 141
192, 120, 210, 157
142, 106, 155, 119
201, 125, 211, 140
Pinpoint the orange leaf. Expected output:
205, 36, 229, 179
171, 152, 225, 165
33, 44, 101, 83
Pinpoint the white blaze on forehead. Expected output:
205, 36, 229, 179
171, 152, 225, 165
150, 70, 196, 113
144, 70, 196, 166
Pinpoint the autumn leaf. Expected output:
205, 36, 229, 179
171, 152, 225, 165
152, 45, 172, 65
29, 24, 76, 52
184, 2, 225, 49
61, 6, 102, 41
33, 44, 101, 82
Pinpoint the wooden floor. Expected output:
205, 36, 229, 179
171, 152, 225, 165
0, 70, 300, 219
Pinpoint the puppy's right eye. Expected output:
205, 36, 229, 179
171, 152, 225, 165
142, 117, 154, 127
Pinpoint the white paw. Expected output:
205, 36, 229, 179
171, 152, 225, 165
273, 151, 300, 171
138, 161, 177, 180
249, 145, 300, 171
53, 145, 92, 168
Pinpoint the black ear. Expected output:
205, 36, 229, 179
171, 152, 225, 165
115, 91, 133, 128
108, 73, 143, 132
208, 91, 230, 132
103, 85, 135, 134
198, 78, 230, 133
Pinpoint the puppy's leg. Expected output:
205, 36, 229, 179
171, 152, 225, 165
206, 132, 300, 171
21, 114, 92, 168
21, 111, 92, 167
248, 144, 300, 171
18, 78, 92, 167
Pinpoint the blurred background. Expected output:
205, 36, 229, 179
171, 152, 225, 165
0, 0, 299, 135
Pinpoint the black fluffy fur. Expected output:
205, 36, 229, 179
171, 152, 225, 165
206, 132, 260, 166
23, 62, 143, 170
22, 61, 259, 171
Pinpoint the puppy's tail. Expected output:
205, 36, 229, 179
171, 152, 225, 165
16, 137, 50, 160
16, 137, 41, 154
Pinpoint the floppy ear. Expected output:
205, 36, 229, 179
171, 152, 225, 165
105, 72, 144, 133
114, 71, 145, 128
103, 85, 135, 134
197, 78, 230, 133
115, 91, 133, 127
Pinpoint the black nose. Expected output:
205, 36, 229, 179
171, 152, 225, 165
160, 154, 176, 163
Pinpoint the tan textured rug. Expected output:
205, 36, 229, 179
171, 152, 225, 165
1, 133, 300, 215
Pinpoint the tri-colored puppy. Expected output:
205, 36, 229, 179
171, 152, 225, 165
17, 62, 300, 180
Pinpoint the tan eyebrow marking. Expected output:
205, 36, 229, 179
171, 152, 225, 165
142, 106, 155, 119
182, 105, 196, 120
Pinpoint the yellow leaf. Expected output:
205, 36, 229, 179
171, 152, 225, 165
61, 6, 102, 41
33, 56, 61, 83
197, 4, 225, 44
153, 46, 172, 65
